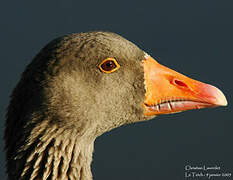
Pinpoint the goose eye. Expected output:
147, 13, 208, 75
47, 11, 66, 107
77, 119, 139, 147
98, 58, 120, 73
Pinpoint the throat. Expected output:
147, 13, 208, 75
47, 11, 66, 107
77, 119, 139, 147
15, 126, 95, 180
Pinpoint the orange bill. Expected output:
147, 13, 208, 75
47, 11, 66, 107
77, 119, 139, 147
142, 56, 227, 116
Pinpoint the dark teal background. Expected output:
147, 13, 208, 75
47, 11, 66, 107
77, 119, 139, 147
1, 0, 232, 179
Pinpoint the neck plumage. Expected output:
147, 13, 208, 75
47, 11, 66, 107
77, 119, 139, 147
11, 122, 95, 180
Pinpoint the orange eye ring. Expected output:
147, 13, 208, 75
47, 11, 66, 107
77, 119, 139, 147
98, 58, 120, 73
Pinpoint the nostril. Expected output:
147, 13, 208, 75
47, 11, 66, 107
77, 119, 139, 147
173, 79, 189, 88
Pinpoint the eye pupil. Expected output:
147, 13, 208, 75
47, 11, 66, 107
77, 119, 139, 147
101, 60, 117, 71
106, 61, 113, 67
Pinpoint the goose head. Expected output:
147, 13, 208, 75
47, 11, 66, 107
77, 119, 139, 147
5, 31, 227, 180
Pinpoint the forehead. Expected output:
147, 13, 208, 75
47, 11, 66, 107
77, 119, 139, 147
37, 32, 146, 74
74, 32, 145, 65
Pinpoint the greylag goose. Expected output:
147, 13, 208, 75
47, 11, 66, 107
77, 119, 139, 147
5, 31, 227, 180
